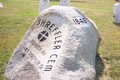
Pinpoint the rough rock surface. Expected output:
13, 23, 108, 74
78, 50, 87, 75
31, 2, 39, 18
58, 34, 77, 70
5, 6, 101, 80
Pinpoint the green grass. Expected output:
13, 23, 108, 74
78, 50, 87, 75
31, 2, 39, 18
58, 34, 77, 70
0, 0, 39, 79
0, 0, 120, 80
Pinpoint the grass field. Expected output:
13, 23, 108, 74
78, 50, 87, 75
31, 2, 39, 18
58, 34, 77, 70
0, 0, 120, 80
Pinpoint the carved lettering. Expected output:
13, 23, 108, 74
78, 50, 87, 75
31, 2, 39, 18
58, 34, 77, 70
45, 21, 51, 28
37, 19, 41, 25
36, 19, 63, 72
53, 45, 61, 50
47, 60, 55, 64
72, 17, 87, 25
55, 35, 62, 40
41, 20, 46, 26
28, 51, 43, 70
54, 31, 62, 35
52, 27, 59, 32
31, 39, 42, 51
44, 65, 53, 71
54, 40, 62, 44
49, 24, 55, 31
50, 54, 58, 58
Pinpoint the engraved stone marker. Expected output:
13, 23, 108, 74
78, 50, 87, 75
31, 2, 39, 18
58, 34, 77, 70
0, 3, 3, 7
113, 3, 120, 23
5, 6, 101, 80
39, 0, 49, 13
60, 0, 70, 6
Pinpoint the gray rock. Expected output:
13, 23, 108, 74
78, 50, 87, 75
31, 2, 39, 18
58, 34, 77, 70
5, 6, 101, 80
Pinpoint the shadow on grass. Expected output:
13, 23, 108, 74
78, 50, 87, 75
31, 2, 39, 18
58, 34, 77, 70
114, 23, 120, 26
96, 53, 105, 80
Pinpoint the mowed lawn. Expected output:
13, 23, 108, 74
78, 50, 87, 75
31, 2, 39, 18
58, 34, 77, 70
0, 0, 120, 80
